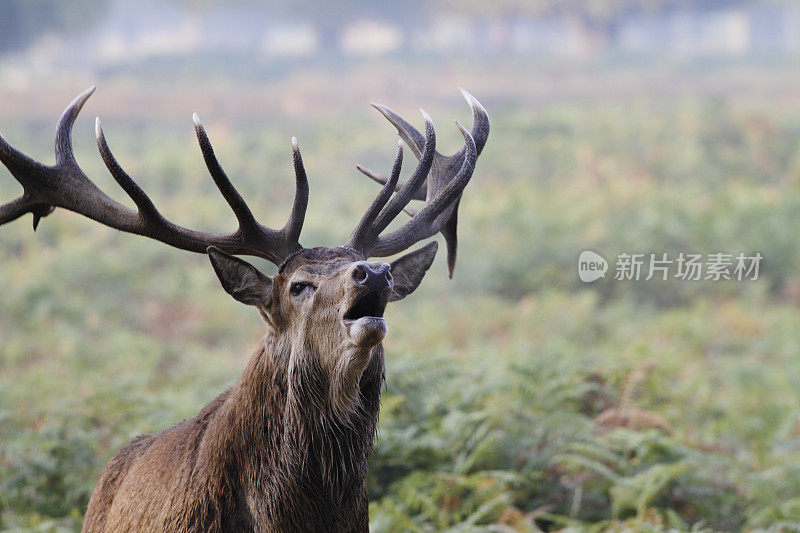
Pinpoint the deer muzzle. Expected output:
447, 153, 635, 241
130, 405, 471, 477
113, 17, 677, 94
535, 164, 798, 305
343, 261, 392, 346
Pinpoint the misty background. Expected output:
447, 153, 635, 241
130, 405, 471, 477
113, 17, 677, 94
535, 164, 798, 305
3, 1, 800, 531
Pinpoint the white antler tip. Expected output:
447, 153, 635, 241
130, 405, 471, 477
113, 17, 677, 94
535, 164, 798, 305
192, 113, 202, 128
459, 87, 487, 119
94, 117, 102, 138
419, 108, 433, 123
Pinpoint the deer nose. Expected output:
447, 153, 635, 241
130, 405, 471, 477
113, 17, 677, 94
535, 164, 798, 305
351, 262, 392, 291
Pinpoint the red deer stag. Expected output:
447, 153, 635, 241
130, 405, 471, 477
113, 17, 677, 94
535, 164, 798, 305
0, 87, 489, 531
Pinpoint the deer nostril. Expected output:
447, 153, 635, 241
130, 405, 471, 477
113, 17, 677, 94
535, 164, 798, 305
353, 265, 368, 282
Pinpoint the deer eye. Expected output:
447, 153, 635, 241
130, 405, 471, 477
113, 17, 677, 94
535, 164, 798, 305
289, 282, 315, 296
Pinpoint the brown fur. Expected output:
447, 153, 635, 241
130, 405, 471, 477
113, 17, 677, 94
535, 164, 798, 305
83, 248, 387, 532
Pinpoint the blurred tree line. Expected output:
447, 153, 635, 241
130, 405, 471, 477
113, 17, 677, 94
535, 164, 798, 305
0, 0, 764, 56
0, 0, 108, 55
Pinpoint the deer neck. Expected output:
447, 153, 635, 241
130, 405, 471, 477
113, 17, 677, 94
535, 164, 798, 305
210, 332, 385, 526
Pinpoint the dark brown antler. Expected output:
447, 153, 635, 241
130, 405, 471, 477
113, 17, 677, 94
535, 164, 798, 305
346, 88, 488, 277
0, 87, 308, 266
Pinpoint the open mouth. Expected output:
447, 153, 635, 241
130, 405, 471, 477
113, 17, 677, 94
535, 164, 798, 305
344, 291, 386, 321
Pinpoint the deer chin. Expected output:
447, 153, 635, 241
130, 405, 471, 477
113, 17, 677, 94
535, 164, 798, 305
345, 317, 387, 348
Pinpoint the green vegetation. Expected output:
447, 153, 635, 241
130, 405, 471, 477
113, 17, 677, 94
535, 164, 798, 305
2, 76, 800, 531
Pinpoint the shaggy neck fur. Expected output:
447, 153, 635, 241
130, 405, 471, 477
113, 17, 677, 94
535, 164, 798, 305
192, 333, 385, 531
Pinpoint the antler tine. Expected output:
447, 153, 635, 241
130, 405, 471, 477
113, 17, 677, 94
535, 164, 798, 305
347, 140, 404, 250
193, 114, 261, 233
456, 88, 490, 156
0, 88, 307, 266
371, 102, 426, 160
355, 164, 426, 201
370, 122, 477, 259
283, 137, 309, 245
0, 197, 33, 227
56, 86, 97, 166
96, 117, 161, 221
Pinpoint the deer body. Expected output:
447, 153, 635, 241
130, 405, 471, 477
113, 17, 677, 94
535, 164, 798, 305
0, 88, 488, 531
85, 335, 383, 532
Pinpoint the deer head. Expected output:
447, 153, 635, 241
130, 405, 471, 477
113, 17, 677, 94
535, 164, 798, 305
207, 243, 440, 415
0, 87, 489, 417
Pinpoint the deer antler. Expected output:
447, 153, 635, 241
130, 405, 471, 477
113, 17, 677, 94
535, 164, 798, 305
0, 87, 308, 266
346, 88, 489, 277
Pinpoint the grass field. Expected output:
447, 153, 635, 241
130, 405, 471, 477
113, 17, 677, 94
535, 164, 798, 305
2, 59, 800, 531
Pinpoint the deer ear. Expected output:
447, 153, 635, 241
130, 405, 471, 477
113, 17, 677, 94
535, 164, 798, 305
207, 247, 273, 306
389, 241, 438, 302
